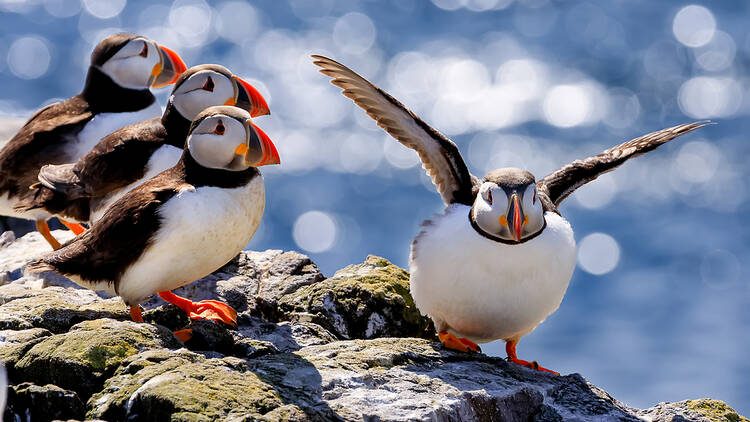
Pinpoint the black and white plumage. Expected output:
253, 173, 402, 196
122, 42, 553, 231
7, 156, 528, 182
15, 64, 270, 225
0, 33, 186, 247
313, 54, 709, 371
27, 106, 280, 325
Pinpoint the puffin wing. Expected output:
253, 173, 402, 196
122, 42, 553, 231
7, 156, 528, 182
27, 167, 186, 286
312, 55, 477, 206
537, 121, 711, 208
0, 97, 93, 195
36, 162, 88, 197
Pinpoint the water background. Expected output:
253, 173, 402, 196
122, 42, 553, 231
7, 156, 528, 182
1, 0, 749, 414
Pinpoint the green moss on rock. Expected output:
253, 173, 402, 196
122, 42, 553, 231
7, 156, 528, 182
88, 350, 286, 421
685, 399, 749, 422
277, 255, 430, 340
14, 319, 180, 398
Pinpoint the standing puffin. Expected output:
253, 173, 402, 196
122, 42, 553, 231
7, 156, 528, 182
313, 55, 709, 373
28, 106, 279, 336
15, 64, 270, 226
0, 33, 186, 249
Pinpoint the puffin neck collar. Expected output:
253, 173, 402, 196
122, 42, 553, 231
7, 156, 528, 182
467, 206, 547, 245
81, 66, 155, 113
161, 104, 191, 148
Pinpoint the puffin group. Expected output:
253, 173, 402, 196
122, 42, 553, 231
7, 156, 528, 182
1, 33, 709, 370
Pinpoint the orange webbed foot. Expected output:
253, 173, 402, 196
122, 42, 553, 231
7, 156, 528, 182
438, 332, 481, 353
158, 291, 237, 328
506, 341, 558, 375
173, 328, 193, 343
186, 300, 238, 327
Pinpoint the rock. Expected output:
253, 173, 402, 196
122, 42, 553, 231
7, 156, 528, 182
234, 314, 337, 353
0, 287, 127, 332
0, 230, 745, 422
87, 349, 298, 422
3, 382, 85, 422
277, 255, 431, 340
13, 319, 181, 398
638, 399, 750, 422
0, 327, 52, 373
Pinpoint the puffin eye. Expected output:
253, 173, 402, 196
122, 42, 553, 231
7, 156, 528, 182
487, 190, 493, 205
214, 120, 225, 135
202, 76, 214, 92
139, 43, 148, 57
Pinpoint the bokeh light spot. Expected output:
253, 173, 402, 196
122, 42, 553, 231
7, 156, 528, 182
293, 211, 337, 253
578, 232, 621, 275
83, 0, 127, 19
672, 5, 716, 48
7, 36, 51, 80
333, 12, 376, 55
543, 84, 591, 127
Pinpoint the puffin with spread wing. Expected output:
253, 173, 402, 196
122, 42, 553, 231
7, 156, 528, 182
313, 54, 709, 374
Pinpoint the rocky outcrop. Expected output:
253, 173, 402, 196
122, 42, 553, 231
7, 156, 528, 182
0, 230, 746, 421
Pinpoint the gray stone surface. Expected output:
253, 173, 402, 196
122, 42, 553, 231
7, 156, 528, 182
0, 230, 745, 422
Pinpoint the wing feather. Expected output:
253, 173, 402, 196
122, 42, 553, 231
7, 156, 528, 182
312, 55, 477, 206
538, 121, 712, 207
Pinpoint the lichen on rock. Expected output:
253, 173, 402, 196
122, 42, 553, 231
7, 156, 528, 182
277, 255, 431, 340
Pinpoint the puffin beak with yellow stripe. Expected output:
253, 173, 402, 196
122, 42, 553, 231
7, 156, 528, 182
313, 54, 710, 375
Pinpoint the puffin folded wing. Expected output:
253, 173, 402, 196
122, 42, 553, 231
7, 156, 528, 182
26, 170, 184, 289
312, 55, 478, 206
537, 121, 712, 208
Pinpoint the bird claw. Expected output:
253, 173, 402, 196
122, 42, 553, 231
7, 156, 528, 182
438, 332, 481, 353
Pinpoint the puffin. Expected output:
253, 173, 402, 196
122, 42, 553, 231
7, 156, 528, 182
27, 106, 280, 338
0, 33, 186, 249
312, 55, 709, 373
14, 64, 270, 226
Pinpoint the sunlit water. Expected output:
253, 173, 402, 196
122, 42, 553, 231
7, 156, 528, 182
1, 0, 748, 414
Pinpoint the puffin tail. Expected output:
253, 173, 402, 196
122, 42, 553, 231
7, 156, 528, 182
13, 183, 53, 212
25, 260, 56, 274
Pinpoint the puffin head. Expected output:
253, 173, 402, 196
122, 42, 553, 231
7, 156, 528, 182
92, 33, 187, 90
187, 106, 280, 171
470, 168, 545, 244
168, 64, 270, 121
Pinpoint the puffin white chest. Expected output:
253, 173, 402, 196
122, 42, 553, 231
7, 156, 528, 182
117, 175, 265, 304
90, 144, 182, 223
69, 102, 162, 160
409, 204, 576, 344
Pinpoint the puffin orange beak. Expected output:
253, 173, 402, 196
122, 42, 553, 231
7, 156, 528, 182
246, 123, 280, 167
509, 194, 523, 243
151, 45, 187, 88
232, 76, 270, 117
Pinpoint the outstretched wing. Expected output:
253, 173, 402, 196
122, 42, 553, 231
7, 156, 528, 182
538, 121, 711, 208
312, 55, 478, 206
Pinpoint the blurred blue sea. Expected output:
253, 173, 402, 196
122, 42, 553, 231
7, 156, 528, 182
1, 0, 749, 414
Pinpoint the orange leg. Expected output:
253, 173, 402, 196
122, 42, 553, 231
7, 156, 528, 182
506, 341, 558, 375
58, 218, 86, 235
158, 291, 237, 327
130, 305, 144, 322
438, 331, 481, 353
35, 219, 61, 250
